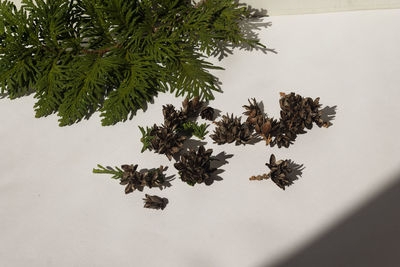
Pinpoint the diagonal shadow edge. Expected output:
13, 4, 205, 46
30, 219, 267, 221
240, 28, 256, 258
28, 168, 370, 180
261, 169, 400, 267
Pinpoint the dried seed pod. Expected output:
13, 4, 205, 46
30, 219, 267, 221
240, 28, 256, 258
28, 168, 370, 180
174, 145, 217, 186
270, 130, 296, 148
250, 154, 293, 190
243, 98, 281, 145
200, 106, 215, 121
120, 164, 142, 194
149, 125, 187, 160
211, 113, 253, 145
181, 96, 204, 118
143, 194, 168, 210
265, 154, 293, 190
162, 104, 186, 129
120, 165, 169, 194
243, 98, 263, 124
279, 92, 330, 134
255, 117, 280, 145
141, 166, 169, 188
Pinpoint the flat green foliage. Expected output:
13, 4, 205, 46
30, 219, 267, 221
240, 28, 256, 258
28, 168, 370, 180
181, 121, 209, 139
0, 0, 265, 126
139, 125, 155, 152
92, 164, 124, 179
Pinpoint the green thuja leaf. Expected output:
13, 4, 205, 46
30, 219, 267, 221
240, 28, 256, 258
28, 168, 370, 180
138, 125, 155, 153
93, 164, 124, 179
0, 0, 266, 125
181, 121, 209, 140
33, 54, 67, 117
100, 53, 163, 126
57, 54, 123, 126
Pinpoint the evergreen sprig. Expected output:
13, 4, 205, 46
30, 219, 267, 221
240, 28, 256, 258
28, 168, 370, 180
93, 164, 124, 179
0, 0, 266, 126
181, 121, 209, 139
139, 125, 155, 152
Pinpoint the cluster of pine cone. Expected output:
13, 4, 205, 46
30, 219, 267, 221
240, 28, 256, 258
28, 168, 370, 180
145, 97, 215, 160
211, 92, 331, 148
143, 96, 219, 187
120, 164, 169, 194
129, 97, 219, 209
96, 92, 332, 209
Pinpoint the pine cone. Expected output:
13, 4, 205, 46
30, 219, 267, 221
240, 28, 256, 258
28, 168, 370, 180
120, 165, 169, 194
174, 145, 216, 186
270, 130, 296, 148
141, 166, 169, 188
254, 117, 280, 144
162, 104, 186, 129
149, 125, 187, 160
279, 92, 329, 133
181, 96, 204, 118
243, 98, 264, 124
211, 113, 253, 145
143, 194, 168, 210
243, 98, 280, 145
265, 154, 292, 190
200, 106, 215, 121
120, 164, 142, 194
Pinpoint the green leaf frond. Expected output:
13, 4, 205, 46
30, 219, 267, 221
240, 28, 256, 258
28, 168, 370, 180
181, 121, 209, 140
93, 164, 124, 179
138, 125, 155, 153
0, 0, 266, 126
57, 53, 123, 126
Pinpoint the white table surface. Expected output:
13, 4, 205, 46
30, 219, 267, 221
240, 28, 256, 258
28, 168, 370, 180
1, 8, 400, 267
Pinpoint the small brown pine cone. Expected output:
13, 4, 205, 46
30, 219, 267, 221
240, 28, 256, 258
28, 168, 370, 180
211, 114, 253, 145
174, 145, 216, 186
200, 107, 215, 121
149, 125, 187, 160
181, 96, 204, 118
162, 104, 186, 129
265, 154, 293, 190
143, 194, 168, 210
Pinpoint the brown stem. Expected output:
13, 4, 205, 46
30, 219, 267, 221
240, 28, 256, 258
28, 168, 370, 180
249, 173, 269, 181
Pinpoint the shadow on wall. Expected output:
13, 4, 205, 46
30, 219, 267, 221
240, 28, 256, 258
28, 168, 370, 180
262, 170, 400, 267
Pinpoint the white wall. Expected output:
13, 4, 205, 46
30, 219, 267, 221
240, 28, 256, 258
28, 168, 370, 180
11, 0, 400, 15
245, 0, 400, 15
